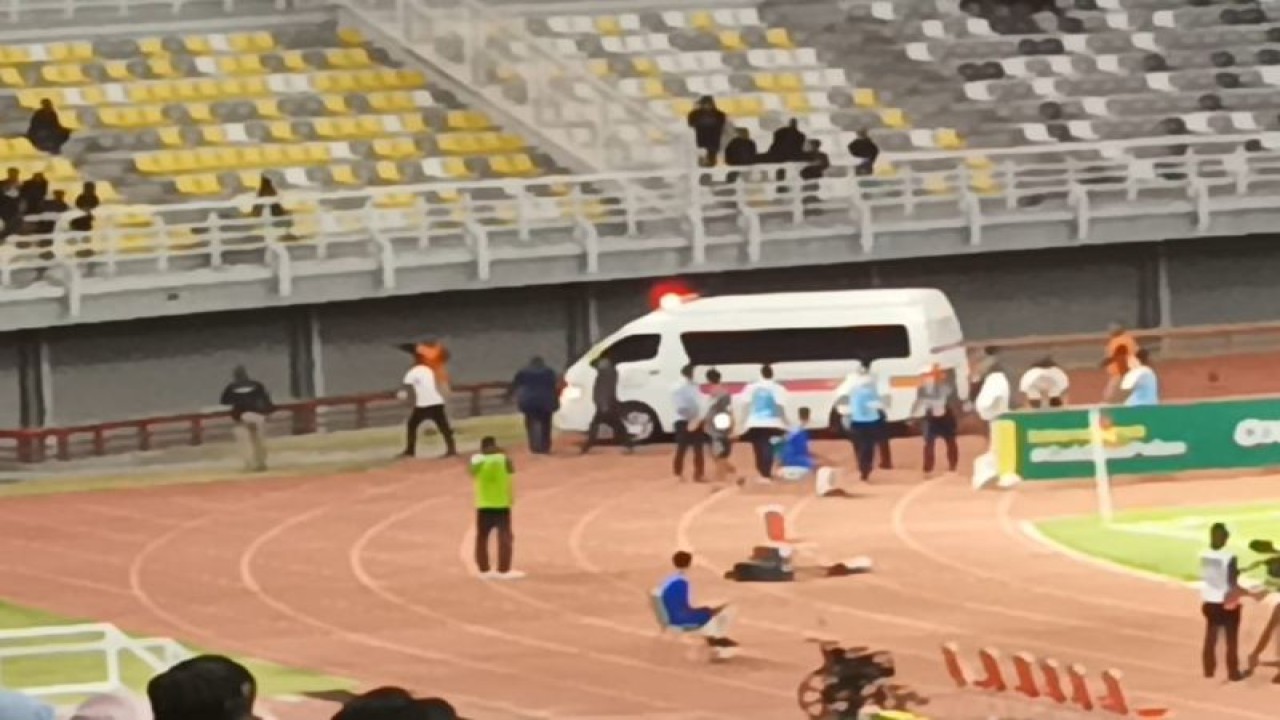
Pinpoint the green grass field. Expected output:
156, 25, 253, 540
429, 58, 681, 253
1037, 501, 1280, 583
0, 600, 352, 699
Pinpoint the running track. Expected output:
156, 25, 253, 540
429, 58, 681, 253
0, 353, 1277, 719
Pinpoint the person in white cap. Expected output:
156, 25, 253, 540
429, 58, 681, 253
1019, 356, 1070, 409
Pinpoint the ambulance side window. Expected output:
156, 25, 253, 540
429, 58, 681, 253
602, 334, 661, 364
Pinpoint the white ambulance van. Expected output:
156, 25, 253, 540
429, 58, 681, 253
555, 288, 969, 442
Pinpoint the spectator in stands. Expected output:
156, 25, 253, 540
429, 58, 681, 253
799, 139, 830, 206
0, 690, 55, 720
847, 129, 880, 177
19, 171, 47, 217
148, 654, 258, 720
332, 687, 459, 720
401, 346, 458, 459
1120, 348, 1159, 407
912, 364, 961, 476
724, 128, 758, 183
671, 364, 706, 482
220, 365, 275, 472
506, 355, 558, 454
71, 691, 150, 720
1019, 356, 1070, 409
766, 118, 807, 183
1101, 323, 1139, 402
687, 96, 727, 166
26, 99, 71, 156
471, 435, 522, 580
75, 181, 100, 215
0, 168, 20, 241
657, 550, 738, 655
580, 355, 633, 455
37, 189, 69, 235
251, 176, 288, 227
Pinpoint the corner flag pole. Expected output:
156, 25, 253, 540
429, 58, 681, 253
1088, 407, 1115, 525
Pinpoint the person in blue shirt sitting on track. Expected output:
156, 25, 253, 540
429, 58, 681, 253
773, 407, 835, 484
657, 551, 738, 657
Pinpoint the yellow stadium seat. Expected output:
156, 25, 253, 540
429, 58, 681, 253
936, 128, 965, 150
631, 57, 657, 76
201, 125, 228, 144
446, 110, 490, 131
58, 110, 81, 130
595, 15, 623, 36
853, 88, 878, 108
327, 48, 373, 69
367, 92, 409, 112
688, 10, 714, 30
0, 138, 36, 160
45, 158, 76, 181
337, 28, 365, 46
103, 61, 133, 82
489, 153, 536, 177
157, 127, 185, 148
880, 107, 908, 129
373, 192, 416, 209
782, 93, 811, 114
373, 137, 419, 159
149, 57, 179, 78
375, 161, 402, 183
47, 42, 92, 63
0, 67, 24, 87
176, 174, 222, 196
187, 102, 216, 123
137, 37, 165, 56
42, 63, 88, 85
228, 32, 274, 53
0, 46, 32, 64
924, 175, 953, 196
303, 143, 329, 164
317, 94, 347, 114
721, 95, 764, 116
965, 155, 993, 170
312, 72, 352, 93
254, 98, 281, 119
183, 35, 212, 54
765, 28, 794, 49
397, 113, 427, 133
754, 72, 801, 92
280, 50, 309, 73
587, 58, 611, 78
969, 170, 999, 195
220, 54, 267, 75
329, 165, 359, 185
718, 30, 746, 51
268, 121, 296, 142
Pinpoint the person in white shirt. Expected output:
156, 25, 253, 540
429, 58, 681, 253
1019, 357, 1070, 409
401, 358, 457, 458
737, 364, 789, 483
1121, 348, 1160, 407
1200, 522, 1257, 681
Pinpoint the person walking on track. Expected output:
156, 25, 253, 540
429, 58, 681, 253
703, 368, 740, 485
837, 361, 886, 482
507, 356, 559, 455
472, 436, 522, 580
220, 366, 275, 473
912, 364, 960, 476
401, 353, 457, 459
672, 364, 706, 482
1201, 522, 1259, 681
737, 364, 789, 483
581, 355, 634, 454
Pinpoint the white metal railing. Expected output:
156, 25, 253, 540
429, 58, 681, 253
4, 148, 1280, 296
0, 623, 191, 698
326, 0, 690, 173
2, 0, 286, 23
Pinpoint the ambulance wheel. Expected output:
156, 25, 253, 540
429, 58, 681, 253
796, 670, 828, 719
619, 402, 661, 444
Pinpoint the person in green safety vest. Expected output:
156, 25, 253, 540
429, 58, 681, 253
471, 436, 523, 580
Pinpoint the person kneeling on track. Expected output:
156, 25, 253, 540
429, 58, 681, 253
772, 407, 836, 484
658, 551, 738, 656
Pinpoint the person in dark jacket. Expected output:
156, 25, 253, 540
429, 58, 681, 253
580, 356, 634, 454
507, 356, 559, 454
847, 129, 880, 177
26, 99, 71, 155
19, 172, 47, 217
220, 366, 275, 472
800, 139, 830, 207
74, 181, 100, 214
687, 95, 727, 166
766, 118, 807, 164
0, 168, 20, 241
724, 128, 758, 183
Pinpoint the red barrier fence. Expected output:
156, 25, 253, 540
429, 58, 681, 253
0, 382, 510, 465
4, 319, 1280, 465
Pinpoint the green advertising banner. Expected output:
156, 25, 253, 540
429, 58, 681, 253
994, 397, 1280, 481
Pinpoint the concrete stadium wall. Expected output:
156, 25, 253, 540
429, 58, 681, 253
0, 237, 1274, 426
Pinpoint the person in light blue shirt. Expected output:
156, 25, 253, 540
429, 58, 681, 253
1121, 349, 1160, 407
835, 362, 885, 482
671, 364, 706, 482
737, 364, 789, 483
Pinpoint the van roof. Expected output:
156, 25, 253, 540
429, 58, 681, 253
662, 288, 946, 315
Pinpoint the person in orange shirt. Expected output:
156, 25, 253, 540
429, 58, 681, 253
1100, 323, 1138, 403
